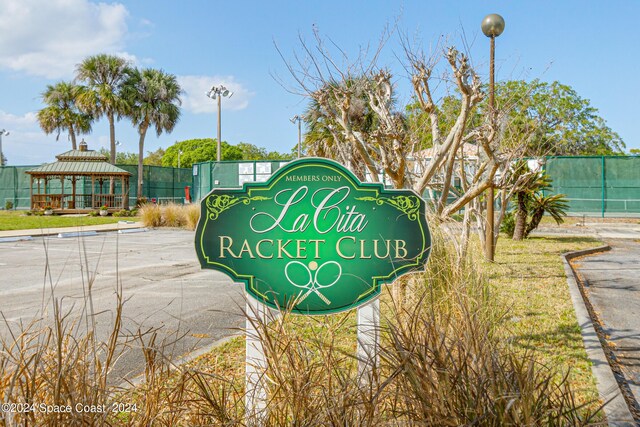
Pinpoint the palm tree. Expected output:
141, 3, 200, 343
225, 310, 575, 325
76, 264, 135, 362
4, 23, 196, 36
510, 161, 551, 241
122, 68, 181, 200
524, 193, 569, 238
37, 81, 92, 150
75, 54, 130, 164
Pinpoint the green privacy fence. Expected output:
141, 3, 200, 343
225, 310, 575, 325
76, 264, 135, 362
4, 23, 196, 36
543, 156, 640, 217
192, 157, 640, 218
4, 157, 639, 216
192, 160, 289, 201
116, 165, 192, 203
0, 165, 191, 210
0, 166, 37, 209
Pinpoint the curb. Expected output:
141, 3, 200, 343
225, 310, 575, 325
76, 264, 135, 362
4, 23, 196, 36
0, 221, 145, 240
562, 246, 638, 426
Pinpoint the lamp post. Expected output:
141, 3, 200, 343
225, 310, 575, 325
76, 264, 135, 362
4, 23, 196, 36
178, 150, 183, 169
290, 115, 302, 158
206, 85, 234, 162
481, 13, 505, 262
0, 129, 9, 166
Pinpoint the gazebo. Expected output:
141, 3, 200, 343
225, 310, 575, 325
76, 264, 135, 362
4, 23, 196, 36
26, 140, 131, 213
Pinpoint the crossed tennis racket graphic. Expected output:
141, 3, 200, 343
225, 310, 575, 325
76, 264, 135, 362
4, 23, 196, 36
284, 260, 342, 305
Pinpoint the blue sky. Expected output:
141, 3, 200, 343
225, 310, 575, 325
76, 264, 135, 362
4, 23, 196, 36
1, 0, 639, 165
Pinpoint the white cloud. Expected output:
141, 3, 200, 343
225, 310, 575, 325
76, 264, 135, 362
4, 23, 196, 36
178, 75, 254, 113
0, 0, 132, 78
0, 110, 64, 164
0, 110, 38, 129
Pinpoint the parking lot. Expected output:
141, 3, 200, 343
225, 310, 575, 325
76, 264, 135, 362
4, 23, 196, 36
0, 228, 244, 382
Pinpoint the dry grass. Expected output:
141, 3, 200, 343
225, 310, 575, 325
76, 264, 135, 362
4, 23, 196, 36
161, 203, 184, 228
0, 228, 605, 426
139, 204, 162, 227
138, 203, 199, 229
184, 204, 201, 231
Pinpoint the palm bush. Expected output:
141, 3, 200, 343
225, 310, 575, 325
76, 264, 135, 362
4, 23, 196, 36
510, 163, 569, 240
524, 192, 569, 238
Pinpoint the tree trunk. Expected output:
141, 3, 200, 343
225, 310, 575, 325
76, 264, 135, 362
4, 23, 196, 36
108, 112, 116, 194
137, 123, 148, 202
512, 191, 528, 240
524, 208, 544, 238
69, 124, 77, 150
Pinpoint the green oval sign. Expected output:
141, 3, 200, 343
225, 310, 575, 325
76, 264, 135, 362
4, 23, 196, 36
195, 158, 431, 314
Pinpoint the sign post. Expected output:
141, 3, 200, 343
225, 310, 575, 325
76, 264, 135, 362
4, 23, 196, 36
245, 293, 267, 420
357, 298, 380, 385
195, 158, 431, 417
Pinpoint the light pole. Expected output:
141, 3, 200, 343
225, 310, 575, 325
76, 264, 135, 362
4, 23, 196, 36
0, 129, 9, 166
481, 13, 505, 262
178, 150, 183, 169
206, 85, 234, 162
290, 115, 302, 158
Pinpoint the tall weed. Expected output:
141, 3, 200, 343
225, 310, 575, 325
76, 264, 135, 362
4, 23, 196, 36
0, 227, 602, 426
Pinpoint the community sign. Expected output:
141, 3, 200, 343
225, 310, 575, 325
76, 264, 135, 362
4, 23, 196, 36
195, 158, 431, 315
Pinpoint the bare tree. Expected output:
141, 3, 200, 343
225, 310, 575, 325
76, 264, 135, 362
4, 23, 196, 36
278, 28, 537, 257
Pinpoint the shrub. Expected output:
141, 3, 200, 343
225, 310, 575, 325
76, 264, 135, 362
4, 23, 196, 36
500, 210, 516, 237
113, 209, 138, 217
5, 200, 13, 210
162, 202, 184, 227
184, 203, 200, 230
139, 203, 162, 227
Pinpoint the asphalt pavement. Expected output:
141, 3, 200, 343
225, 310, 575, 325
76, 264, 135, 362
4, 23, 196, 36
0, 228, 245, 383
572, 239, 640, 412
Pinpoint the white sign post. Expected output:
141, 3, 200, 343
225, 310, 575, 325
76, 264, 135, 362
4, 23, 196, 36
245, 293, 268, 424
356, 298, 380, 386
244, 295, 381, 422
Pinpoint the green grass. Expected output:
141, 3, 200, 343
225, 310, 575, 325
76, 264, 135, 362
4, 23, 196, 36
488, 235, 602, 408
0, 210, 137, 231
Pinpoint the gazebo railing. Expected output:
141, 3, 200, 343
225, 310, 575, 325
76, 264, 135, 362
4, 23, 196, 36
92, 194, 123, 209
32, 194, 125, 210
32, 194, 65, 210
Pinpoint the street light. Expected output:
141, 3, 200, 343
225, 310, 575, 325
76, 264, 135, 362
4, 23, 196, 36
206, 85, 234, 162
0, 129, 9, 166
290, 115, 302, 158
481, 13, 505, 262
178, 150, 183, 169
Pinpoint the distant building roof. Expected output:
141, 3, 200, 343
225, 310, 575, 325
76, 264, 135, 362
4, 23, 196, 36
414, 143, 479, 159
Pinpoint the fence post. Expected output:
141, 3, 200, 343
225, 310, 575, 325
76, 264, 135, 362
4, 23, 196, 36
601, 156, 605, 218
13, 166, 18, 209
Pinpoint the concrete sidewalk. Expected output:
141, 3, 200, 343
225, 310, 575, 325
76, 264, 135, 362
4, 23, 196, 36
532, 222, 640, 240
0, 220, 145, 239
